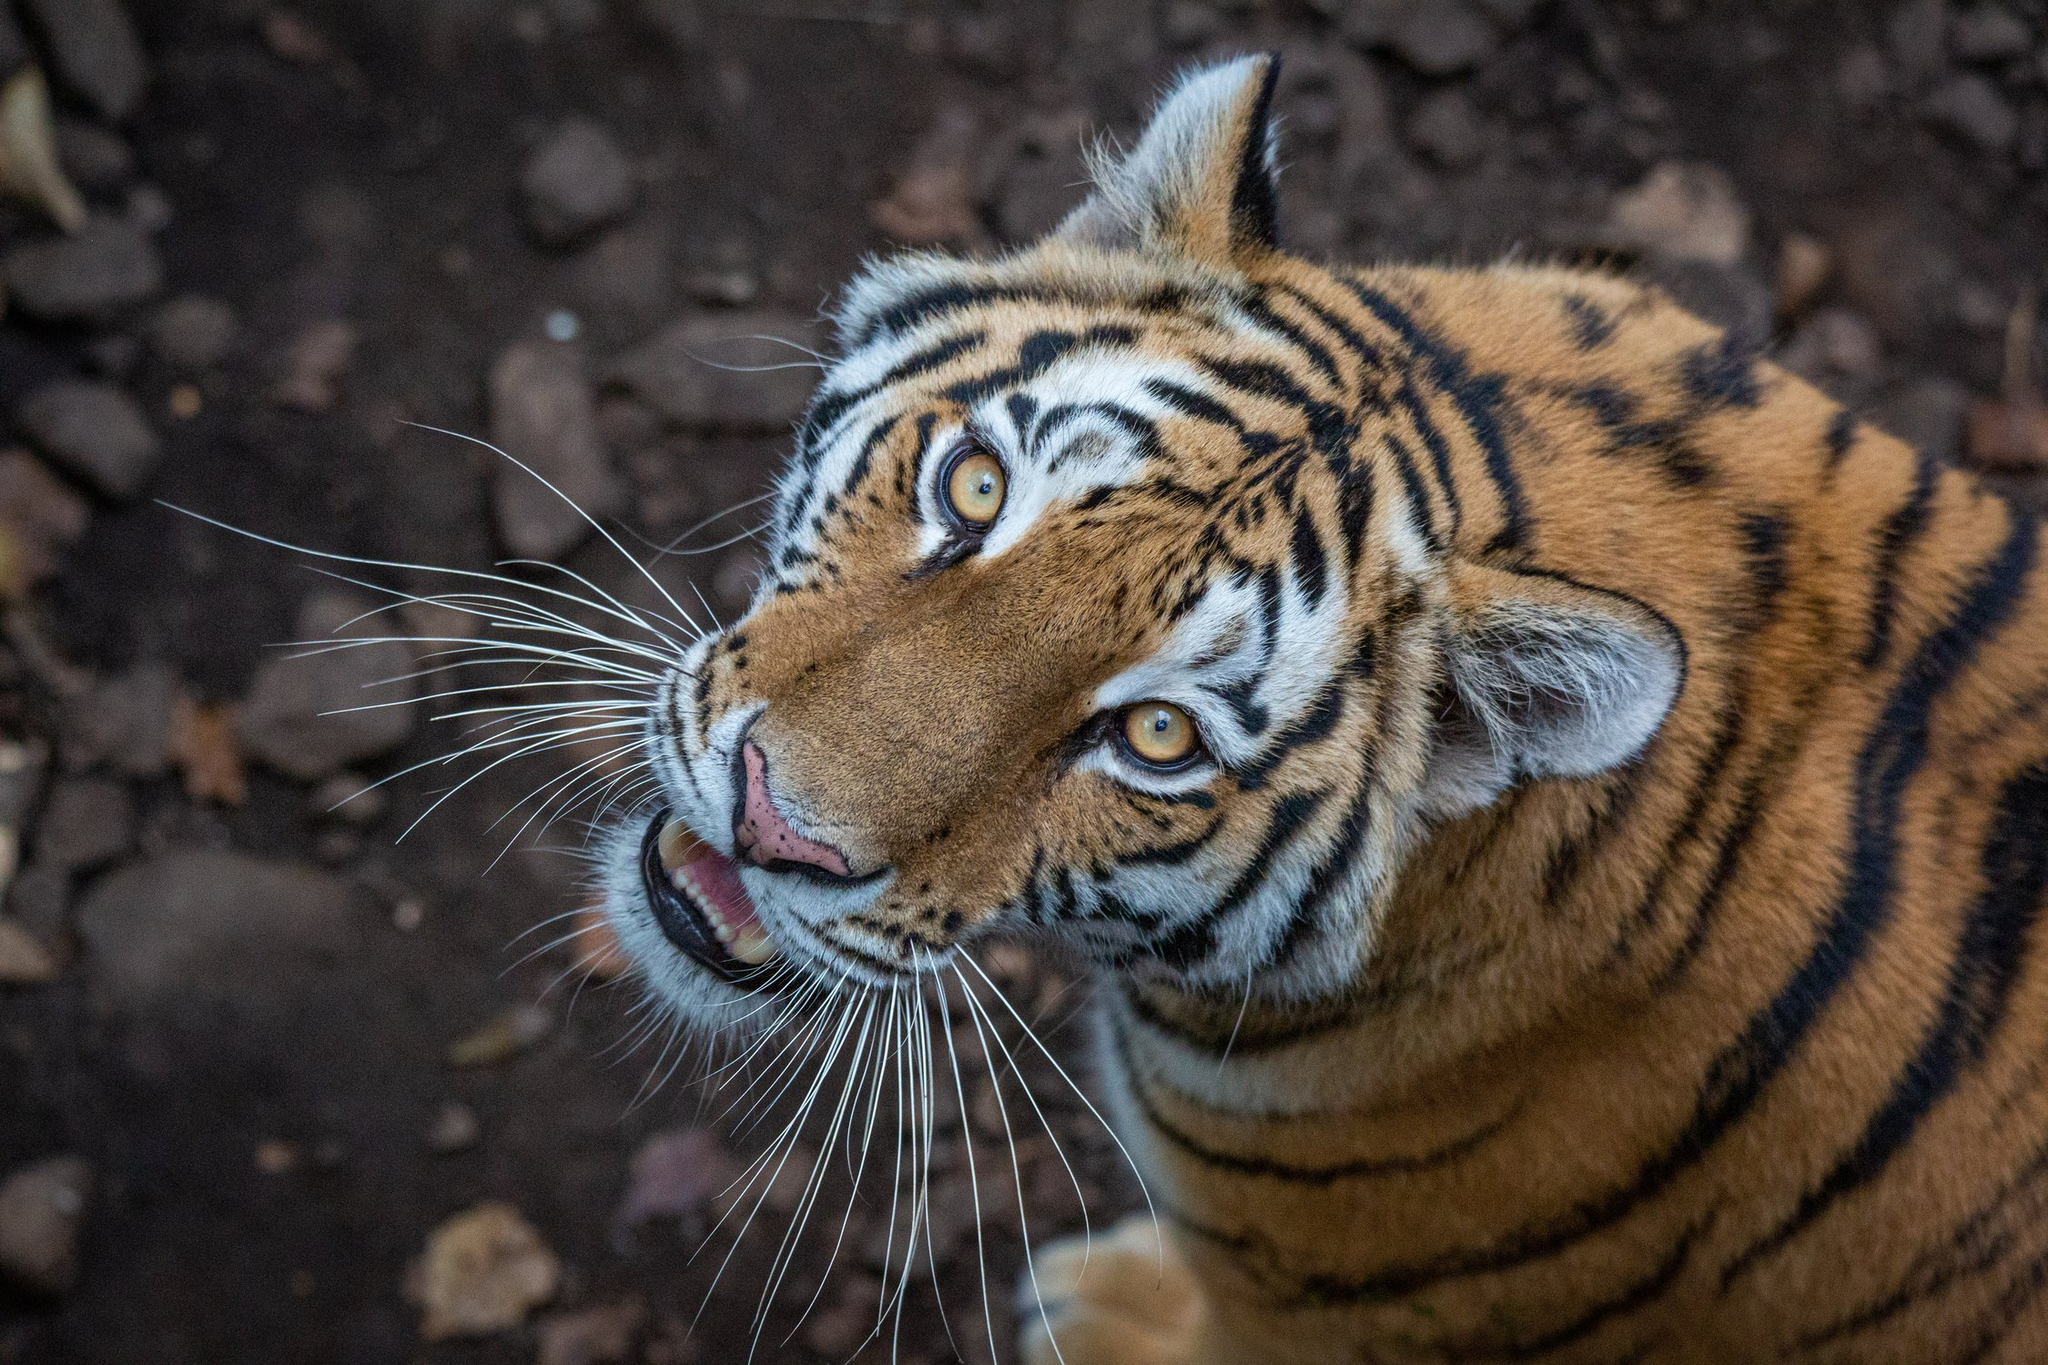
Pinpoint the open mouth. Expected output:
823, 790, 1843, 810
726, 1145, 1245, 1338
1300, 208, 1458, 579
639, 810, 781, 983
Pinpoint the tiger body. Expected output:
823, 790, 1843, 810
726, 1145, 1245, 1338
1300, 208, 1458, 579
597, 55, 2048, 1363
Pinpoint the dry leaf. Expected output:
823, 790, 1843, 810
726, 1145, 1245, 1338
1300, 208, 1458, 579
170, 694, 248, 806
407, 1202, 559, 1340
446, 1003, 551, 1068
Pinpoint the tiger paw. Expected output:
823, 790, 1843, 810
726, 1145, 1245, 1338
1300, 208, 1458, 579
1018, 1213, 1206, 1365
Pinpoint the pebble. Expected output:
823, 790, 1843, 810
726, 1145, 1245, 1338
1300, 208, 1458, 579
1, 215, 163, 323
1874, 375, 1971, 463
1948, 5, 2033, 62
1603, 160, 1751, 267
1885, 0, 1948, 88
535, 1298, 647, 1365
519, 117, 638, 246
0, 915, 59, 985
1779, 307, 1884, 403
604, 311, 825, 432
19, 0, 148, 123
271, 319, 359, 411
446, 1003, 553, 1068
869, 104, 979, 246
35, 776, 133, 872
1921, 74, 2018, 153
0, 1154, 91, 1295
15, 379, 161, 499
311, 771, 387, 826
1835, 45, 1890, 113
148, 294, 240, 369
1387, 0, 1498, 75
53, 119, 135, 191
1406, 88, 1487, 170
1772, 232, 1834, 323
486, 338, 622, 561
236, 589, 418, 781
615, 1127, 736, 1227
76, 850, 365, 1012
408, 1202, 560, 1340
0, 449, 90, 598
426, 1101, 481, 1154
61, 662, 175, 777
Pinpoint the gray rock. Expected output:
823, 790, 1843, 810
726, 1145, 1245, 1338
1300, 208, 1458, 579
1, 215, 164, 324
1388, 0, 1497, 75
0, 451, 88, 592
1873, 376, 1971, 462
1778, 308, 1885, 405
20, 0, 148, 122
236, 590, 419, 782
1948, 4, 2033, 61
520, 117, 637, 246
54, 120, 135, 191
16, 380, 161, 499
1406, 88, 1486, 170
1835, 45, 1891, 112
0, 1155, 91, 1296
1922, 74, 2018, 152
76, 849, 366, 1014
61, 663, 175, 777
605, 312, 825, 432
148, 295, 241, 370
487, 339, 622, 561
35, 777, 131, 872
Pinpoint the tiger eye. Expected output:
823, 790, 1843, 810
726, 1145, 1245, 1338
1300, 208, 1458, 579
945, 450, 1006, 527
1123, 702, 1198, 767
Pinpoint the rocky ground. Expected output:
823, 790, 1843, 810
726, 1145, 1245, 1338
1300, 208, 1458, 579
0, 1, 2044, 1362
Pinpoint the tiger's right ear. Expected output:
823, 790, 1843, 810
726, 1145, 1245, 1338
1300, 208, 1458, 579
1052, 53, 1282, 270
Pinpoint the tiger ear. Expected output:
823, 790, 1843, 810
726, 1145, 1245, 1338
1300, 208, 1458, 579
1053, 53, 1283, 268
1418, 565, 1684, 818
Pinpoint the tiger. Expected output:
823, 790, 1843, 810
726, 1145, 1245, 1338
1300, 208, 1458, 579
593, 52, 2048, 1364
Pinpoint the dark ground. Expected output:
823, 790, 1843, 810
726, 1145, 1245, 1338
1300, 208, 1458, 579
0, 1, 2044, 1362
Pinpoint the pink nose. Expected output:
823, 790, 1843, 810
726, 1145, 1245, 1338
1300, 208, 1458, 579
733, 742, 853, 877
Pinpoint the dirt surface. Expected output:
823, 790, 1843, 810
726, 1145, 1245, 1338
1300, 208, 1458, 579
1, 1, 2044, 1362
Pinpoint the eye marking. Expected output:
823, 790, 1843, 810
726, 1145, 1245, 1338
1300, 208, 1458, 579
937, 436, 1006, 535
1119, 701, 1203, 770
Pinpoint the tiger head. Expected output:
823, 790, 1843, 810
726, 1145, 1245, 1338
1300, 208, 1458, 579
605, 54, 1683, 1024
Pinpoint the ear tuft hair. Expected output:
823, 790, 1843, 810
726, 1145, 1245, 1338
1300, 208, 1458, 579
1054, 53, 1283, 268
1420, 567, 1684, 818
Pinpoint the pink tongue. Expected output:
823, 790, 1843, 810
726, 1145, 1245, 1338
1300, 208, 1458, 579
684, 848, 761, 933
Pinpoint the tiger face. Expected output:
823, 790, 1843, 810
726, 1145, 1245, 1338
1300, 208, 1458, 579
605, 55, 1682, 1024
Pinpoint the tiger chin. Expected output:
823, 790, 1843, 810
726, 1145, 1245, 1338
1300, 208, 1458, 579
594, 53, 2048, 1364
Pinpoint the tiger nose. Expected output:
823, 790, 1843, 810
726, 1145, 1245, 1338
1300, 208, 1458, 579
733, 741, 854, 878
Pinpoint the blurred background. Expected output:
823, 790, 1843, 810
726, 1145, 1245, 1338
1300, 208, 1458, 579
0, 1, 2044, 1362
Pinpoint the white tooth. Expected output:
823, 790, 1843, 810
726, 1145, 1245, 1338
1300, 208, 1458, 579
657, 818, 696, 873
728, 922, 779, 966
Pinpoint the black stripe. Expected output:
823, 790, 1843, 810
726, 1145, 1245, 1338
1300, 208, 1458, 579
1152, 789, 1328, 969
1144, 376, 1247, 431
1679, 330, 1764, 409
1237, 678, 1346, 791
1474, 1221, 1704, 1361
1290, 503, 1329, 607
1563, 294, 1616, 350
1722, 761, 2048, 1287
1824, 408, 1857, 470
1290, 511, 2037, 1307
1860, 447, 1939, 669
1114, 813, 1226, 868
1242, 288, 1341, 388
1227, 54, 1282, 251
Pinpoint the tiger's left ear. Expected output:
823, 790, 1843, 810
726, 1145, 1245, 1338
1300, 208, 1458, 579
1053, 53, 1282, 269
1419, 565, 1685, 818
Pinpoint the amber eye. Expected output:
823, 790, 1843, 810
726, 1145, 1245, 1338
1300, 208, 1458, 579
942, 444, 1006, 529
1121, 702, 1200, 768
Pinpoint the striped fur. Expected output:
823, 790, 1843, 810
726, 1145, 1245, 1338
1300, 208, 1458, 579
619, 56, 2048, 1361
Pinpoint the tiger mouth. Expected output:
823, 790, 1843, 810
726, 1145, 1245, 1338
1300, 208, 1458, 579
639, 810, 781, 982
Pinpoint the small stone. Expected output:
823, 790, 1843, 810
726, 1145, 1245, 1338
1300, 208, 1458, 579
148, 295, 240, 369
407, 1202, 560, 1340
520, 117, 638, 247
261, 11, 336, 65
166, 384, 202, 420
0, 1155, 90, 1295
1885, 0, 1948, 87
391, 896, 425, 932
1948, 5, 2033, 61
0, 916, 59, 985
426, 1101, 481, 1154
236, 589, 418, 782
487, 338, 622, 561
1405, 88, 1486, 170
535, 1298, 647, 1365
19, 0, 148, 123
311, 771, 387, 826
1772, 233, 1834, 323
272, 319, 358, 411
15, 380, 160, 499
604, 312, 825, 432
254, 1139, 301, 1174
62, 663, 175, 777
1387, 0, 1497, 75
1953, 279, 2009, 332
869, 104, 979, 246
615, 1128, 736, 1228
1835, 45, 1890, 112
0, 450, 89, 599
1922, 74, 2017, 153
1965, 395, 2048, 472
1874, 378, 1970, 463
35, 777, 132, 871
127, 182, 172, 233
54, 120, 135, 191
1779, 308, 1884, 403
1604, 161, 1751, 267
1, 216, 163, 324
446, 1003, 552, 1068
